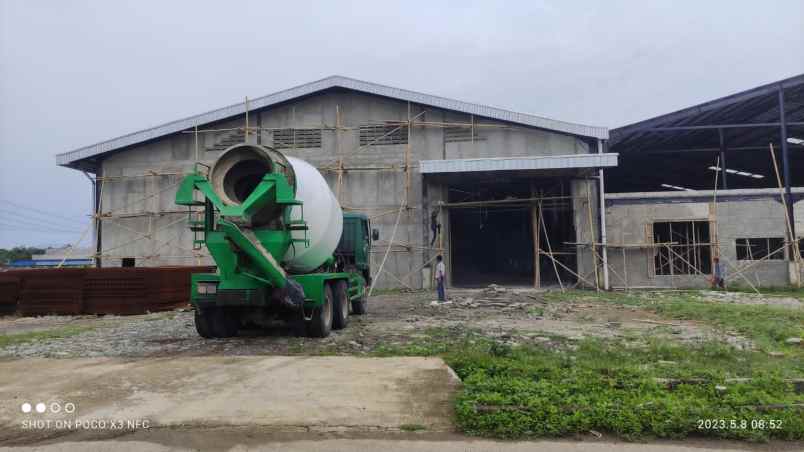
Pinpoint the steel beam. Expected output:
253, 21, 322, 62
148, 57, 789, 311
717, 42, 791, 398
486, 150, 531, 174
640, 146, 768, 154
647, 122, 804, 132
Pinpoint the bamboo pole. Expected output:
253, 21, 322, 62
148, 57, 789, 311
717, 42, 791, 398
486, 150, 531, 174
769, 144, 802, 287
369, 204, 405, 296
585, 181, 601, 291
532, 187, 541, 289
538, 201, 564, 291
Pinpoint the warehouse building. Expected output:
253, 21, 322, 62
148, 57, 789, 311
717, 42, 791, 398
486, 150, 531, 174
57, 74, 804, 289
57, 76, 612, 289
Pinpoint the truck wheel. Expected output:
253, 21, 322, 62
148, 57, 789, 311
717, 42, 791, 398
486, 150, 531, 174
332, 280, 349, 330
211, 307, 239, 338
308, 284, 333, 338
351, 282, 368, 315
194, 308, 215, 338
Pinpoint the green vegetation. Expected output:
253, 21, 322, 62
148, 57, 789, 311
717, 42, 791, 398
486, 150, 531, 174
449, 338, 803, 441
0, 246, 46, 265
0, 325, 94, 348
655, 301, 804, 352
371, 289, 804, 441
399, 423, 427, 432
373, 327, 461, 357
724, 286, 804, 300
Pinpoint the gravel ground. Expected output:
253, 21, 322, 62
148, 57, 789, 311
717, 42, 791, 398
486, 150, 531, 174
1, 288, 781, 359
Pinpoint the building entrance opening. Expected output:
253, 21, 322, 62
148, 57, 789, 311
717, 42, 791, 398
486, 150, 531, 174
447, 175, 577, 287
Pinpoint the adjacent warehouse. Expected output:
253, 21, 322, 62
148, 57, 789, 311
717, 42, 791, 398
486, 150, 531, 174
56, 74, 804, 289
606, 74, 804, 288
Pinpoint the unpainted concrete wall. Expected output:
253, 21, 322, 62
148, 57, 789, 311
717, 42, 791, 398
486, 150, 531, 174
604, 189, 804, 288
98, 90, 593, 288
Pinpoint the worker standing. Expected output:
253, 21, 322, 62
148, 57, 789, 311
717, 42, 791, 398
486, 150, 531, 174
435, 255, 446, 302
711, 257, 726, 290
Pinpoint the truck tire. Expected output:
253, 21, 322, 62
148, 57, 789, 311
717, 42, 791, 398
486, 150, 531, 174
308, 284, 333, 337
194, 308, 215, 338
332, 280, 349, 330
210, 307, 239, 338
351, 281, 368, 315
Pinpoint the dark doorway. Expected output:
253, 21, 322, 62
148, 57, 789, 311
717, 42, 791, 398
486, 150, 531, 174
450, 206, 534, 287
122, 257, 135, 267
446, 174, 578, 287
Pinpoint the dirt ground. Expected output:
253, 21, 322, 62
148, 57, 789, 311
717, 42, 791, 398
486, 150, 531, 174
0, 287, 768, 359
1, 287, 802, 451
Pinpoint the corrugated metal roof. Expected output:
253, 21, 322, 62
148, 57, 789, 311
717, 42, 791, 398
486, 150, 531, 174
420, 153, 618, 174
56, 75, 608, 169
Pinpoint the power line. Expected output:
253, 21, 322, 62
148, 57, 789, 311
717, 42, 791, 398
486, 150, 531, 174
0, 219, 83, 234
0, 221, 83, 233
0, 210, 89, 232
0, 199, 89, 225
0, 211, 86, 232
0, 225, 82, 235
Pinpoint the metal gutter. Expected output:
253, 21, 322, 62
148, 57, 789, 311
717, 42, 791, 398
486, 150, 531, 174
420, 153, 618, 174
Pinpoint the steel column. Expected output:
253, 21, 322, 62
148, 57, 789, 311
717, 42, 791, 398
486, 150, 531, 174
779, 86, 796, 257
597, 139, 610, 290
718, 128, 727, 189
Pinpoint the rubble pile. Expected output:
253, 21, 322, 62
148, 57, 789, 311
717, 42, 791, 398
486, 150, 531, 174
436, 284, 546, 311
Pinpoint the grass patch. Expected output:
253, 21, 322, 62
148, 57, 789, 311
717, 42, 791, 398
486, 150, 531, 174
654, 301, 804, 352
448, 338, 803, 441
527, 306, 544, 317
541, 289, 680, 306
369, 290, 804, 441
399, 423, 427, 432
722, 286, 804, 299
372, 327, 467, 357
0, 325, 95, 348
370, 323, 802, 441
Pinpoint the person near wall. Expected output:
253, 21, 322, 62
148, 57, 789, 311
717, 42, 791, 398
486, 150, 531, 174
435, 255, 446, 302
711, 257, 726, 289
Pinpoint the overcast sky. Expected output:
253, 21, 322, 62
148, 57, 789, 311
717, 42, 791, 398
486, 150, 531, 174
0, 0, 802, 249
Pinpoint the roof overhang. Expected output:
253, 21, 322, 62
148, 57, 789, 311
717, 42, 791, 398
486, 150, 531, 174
420, 153, 618, 174
56, 75, 608, 171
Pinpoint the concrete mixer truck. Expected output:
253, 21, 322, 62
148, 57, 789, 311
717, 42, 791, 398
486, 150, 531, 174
175, 144, 376, 338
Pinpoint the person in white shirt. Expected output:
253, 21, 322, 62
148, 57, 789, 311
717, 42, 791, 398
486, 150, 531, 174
435, 255, 446, 302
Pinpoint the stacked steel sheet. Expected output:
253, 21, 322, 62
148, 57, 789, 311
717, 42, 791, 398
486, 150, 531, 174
18, 268, 86, 315
0, 275, 21, 314
0, 266, 214, 316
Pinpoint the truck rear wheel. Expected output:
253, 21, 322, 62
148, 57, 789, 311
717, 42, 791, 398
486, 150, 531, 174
307, 284, 333, 337
351, 281, 368, 315
210, 307, 239, 338
194, 308, 214, 338
332, 280, 349, 330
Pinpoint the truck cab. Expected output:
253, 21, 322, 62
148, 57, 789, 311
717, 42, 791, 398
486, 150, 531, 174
334, 213, 377, 287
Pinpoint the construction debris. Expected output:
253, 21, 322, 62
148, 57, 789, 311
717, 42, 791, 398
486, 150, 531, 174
431, 284, 547, 310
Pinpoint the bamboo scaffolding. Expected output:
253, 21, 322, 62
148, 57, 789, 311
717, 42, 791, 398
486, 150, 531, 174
585, 180, 601, 291
538, 201, 565, 292
369, 205, 405, 296
769, 143, 802, 272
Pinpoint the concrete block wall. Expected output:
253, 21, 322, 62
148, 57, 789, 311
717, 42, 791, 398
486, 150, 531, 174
98, 90, 593, 288
571, 178, 600, 288
604, 189, 804, 288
